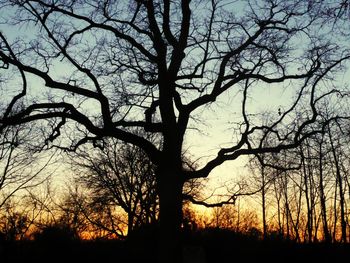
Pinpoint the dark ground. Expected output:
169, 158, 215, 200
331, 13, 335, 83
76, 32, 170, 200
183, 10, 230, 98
1, 228, 350, 262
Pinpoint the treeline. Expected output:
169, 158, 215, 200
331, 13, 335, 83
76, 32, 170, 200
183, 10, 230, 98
245, 108, 350, 243
2, 117, 350, 244
0, 132, 253, 241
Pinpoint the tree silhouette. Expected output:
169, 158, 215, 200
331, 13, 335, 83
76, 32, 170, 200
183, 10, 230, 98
70, 136, 159, 236
1, 1, 350, 262
0, 125, 52, 210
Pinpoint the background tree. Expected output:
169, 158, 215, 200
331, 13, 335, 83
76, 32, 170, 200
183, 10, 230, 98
1, 1, 350, 262
0, 198, 30, 241
0, 124, 53, 209
70, 136, 159, 236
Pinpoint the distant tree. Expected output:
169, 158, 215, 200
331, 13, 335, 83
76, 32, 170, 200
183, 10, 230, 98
299, 139, 317, 243
326, 121, 347, 242
0, 125, 54, 244
0, 198, 31, 241
210, 204, 237, 230
1, 1, 350, 262
208, 200, 260, 235
70, 136, 158, 236
20, 181, 125, 240
0, 125, 52, 209
248, 154, 274, 240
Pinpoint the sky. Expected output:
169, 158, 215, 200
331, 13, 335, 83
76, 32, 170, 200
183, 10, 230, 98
1, 0, 350, 208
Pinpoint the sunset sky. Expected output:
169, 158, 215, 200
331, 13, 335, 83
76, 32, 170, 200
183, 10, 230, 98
1, 1, 350, 237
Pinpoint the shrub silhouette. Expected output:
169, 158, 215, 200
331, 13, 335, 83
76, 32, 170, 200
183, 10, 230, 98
34, 225, 78, 244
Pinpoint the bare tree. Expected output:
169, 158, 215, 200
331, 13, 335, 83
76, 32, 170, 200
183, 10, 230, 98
327, 121, 347, 242
300, 140, 317, 243
1, 1, 350, 262
70, 137, 159, 236
0, 125, 53, 210
0, 198, 30, 241
247, 154, 272, 239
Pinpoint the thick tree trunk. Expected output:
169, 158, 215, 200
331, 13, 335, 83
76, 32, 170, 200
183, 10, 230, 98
156, 166, 184, 263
